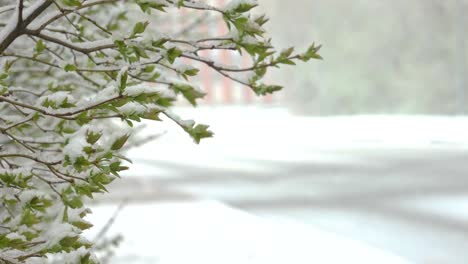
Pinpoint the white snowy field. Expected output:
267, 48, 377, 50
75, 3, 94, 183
123, 106, 468, 178
90, 106, 468, 263
86, 201, 411, 264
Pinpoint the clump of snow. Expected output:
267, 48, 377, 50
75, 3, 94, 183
124, 83, 176, 98
173, 61, 197, 73
38, 91, 75, 107
63, 125, 93, 161
49, 246, 97, 264
43, 221, 77, 247
97, 86, 119, 101
6, 232, 26, 241
117, 102, 147, 115
63, 136, 88, 161
18, 190, 41, 203
179, 119, 195, 128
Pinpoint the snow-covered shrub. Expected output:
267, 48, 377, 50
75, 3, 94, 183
0, 0, 321, 263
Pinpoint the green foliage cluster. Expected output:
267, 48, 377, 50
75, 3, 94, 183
0, 0, 320, 263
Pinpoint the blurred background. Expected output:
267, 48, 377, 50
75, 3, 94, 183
266, 0, 468, 115
85, 1, 468, 263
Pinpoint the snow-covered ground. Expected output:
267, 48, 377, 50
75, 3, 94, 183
86, 201, 411, 264
124, 106, 468, 176
90, 106, 468, 263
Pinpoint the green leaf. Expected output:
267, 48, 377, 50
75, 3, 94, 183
131, 21, 149, 37
142, 108, 162, 121
166, 47, 182, 64
62, 206, 69, 222
35, 40, 46, 54
184, 68, 199, 77
152, 38, 168, 48
132, 45, 149, 59
299, 43, 323, 61
75, 185, 93, 199
176, 0, 184, 8
115, 39, 127, 57
64, 64, 77, 72
279, 59, 296, 65
73, 156, 91, 171
62, 0, 81, 7
118, 68, 128, 91
279, 47, 294, 59
254, 14, 269, 26
59, 236, 79, 248
111, 134, 130, 150
67, 196, 83, 209
20, 209, 39, 227
136, 0, 167, 13
185, 124, 214, 144
76, 112, 91, 126
252, 84, 283, 96
59, 97, 76, 108
109, 161, 121, 172
86, 131, 102, 144
171, 83, 205, 106
72, 221, 93, 231
232, 2, 258, 13
143, 65, 155, 73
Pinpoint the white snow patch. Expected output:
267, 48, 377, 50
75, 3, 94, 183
86, 201, 411, 264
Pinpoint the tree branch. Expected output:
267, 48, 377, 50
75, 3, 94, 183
17, 0, 24, 27
0, 0, 53, 54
